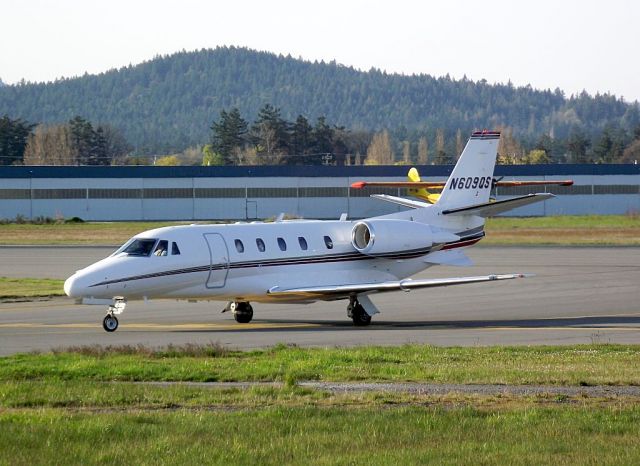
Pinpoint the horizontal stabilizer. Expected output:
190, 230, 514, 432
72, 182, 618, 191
268, 273, 530, 300
442, 193, 554, 217
370, 194, 430, 209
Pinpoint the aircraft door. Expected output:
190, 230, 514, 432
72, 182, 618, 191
203, 233, 229, 288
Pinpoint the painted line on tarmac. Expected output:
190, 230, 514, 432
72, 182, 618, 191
0, 322, 322, 331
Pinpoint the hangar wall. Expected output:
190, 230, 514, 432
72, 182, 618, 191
0, 165, 638, 221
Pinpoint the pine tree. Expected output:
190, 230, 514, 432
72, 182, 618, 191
0, 116, 35, 165
251, 104, 289, 163
210, 108, 248, 165
291, 115, 313, 156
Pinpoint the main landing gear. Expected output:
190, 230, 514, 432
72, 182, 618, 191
102, 298, 126, 332
347, 296, 372, 326
224, 301, 254, 323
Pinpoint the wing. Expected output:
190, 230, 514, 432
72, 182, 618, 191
267, 273, 530, 300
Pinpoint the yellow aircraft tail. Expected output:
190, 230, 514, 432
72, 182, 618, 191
407, 168, 441, 204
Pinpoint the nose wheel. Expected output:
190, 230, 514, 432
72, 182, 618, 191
102, 298, 126, 332
102, 314, 119, 332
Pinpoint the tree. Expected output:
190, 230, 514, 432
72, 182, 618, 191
290, 115, 313, 156
312, 116, 334, 154
434, 128, 446, 164
250, 104, 289, 163
155, 155, 180, 166
566, 128, 590, 163
401, 140, 411, 164
621, 139, 640, 163
210, 108, 248, 164
365, 130, 394, 165
593, 125, 626, 163
68, 116, 96, 165
526, 149, 551, 164
23, 124, 75, 165
99, 125, 131, 165
497, 127, 526, 164
202, 144, 224, 166
0, 115, 34, 165
417, 136, 429, 164
455, 129, 464, 159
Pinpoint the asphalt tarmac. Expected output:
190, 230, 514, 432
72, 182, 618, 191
0, 246, 639, 355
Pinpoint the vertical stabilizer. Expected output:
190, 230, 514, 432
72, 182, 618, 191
436, 131, 500, 211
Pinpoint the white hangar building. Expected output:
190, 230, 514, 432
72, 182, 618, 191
0, 165, 638, 221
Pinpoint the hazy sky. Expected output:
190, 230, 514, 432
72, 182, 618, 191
2, 0, 639, 101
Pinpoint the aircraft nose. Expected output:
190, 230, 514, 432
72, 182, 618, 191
64, 274, 83, 298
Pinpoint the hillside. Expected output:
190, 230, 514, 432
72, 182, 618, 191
0, 46, 638, 154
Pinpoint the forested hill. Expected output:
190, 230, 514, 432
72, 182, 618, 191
1, 46, 638, 154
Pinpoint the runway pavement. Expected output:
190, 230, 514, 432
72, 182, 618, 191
0, 246, 639, 355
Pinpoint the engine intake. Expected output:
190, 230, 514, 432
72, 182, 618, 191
351, 219, 440, 256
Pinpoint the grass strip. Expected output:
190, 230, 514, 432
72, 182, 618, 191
0, 215, 638, 245
1, 405, 639, 465
0, 277, 65, 299
2, 344, 640, 386
484, 215, 640, 246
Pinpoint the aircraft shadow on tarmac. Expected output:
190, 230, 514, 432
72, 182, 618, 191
175, 315, 640, 333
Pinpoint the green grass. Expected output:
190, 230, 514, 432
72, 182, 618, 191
0, 277, 65, 299
3, 344, 640, 464
483, 214, 640, 245
0, 215, 638, 245
3, 344, 640, 386
1, 404, 639, 465
486, 214, 640, 229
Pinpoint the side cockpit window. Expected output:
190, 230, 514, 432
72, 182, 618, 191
119, 238, 158, 257
324, 235, 334, 249
154, 240, 169, 256
171, 242, 181, 255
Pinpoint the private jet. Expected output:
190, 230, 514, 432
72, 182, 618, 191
64, 130, 566, 332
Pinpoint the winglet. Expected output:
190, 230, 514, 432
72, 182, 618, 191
351, 181, 367, 189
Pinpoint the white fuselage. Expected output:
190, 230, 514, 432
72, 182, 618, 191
63, 206, 482, 304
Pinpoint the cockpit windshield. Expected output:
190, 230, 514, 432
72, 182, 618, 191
113, 238, 158, 257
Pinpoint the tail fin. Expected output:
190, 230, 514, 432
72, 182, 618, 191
407, 168, 441, 204
436, 131, 500, 211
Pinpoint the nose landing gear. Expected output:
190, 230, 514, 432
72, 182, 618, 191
102, 298, 126, 332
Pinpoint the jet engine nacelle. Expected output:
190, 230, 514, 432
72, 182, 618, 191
351, 219, 458, 256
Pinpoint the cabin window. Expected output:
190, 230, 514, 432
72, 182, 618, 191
324, 235, 334, 249
153, 240, 169, 256
256, 238, 266, 252
119, 238, 157, 257
298, 236, 308, 251
234, 239, 245, 253
171, 242, 181, 255
277, 237, 287, 251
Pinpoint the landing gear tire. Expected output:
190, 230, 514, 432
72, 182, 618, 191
347, 300, 372, 327
102, 298, 125, 332
102, 314, 119, 332
232, 302, 254, 324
